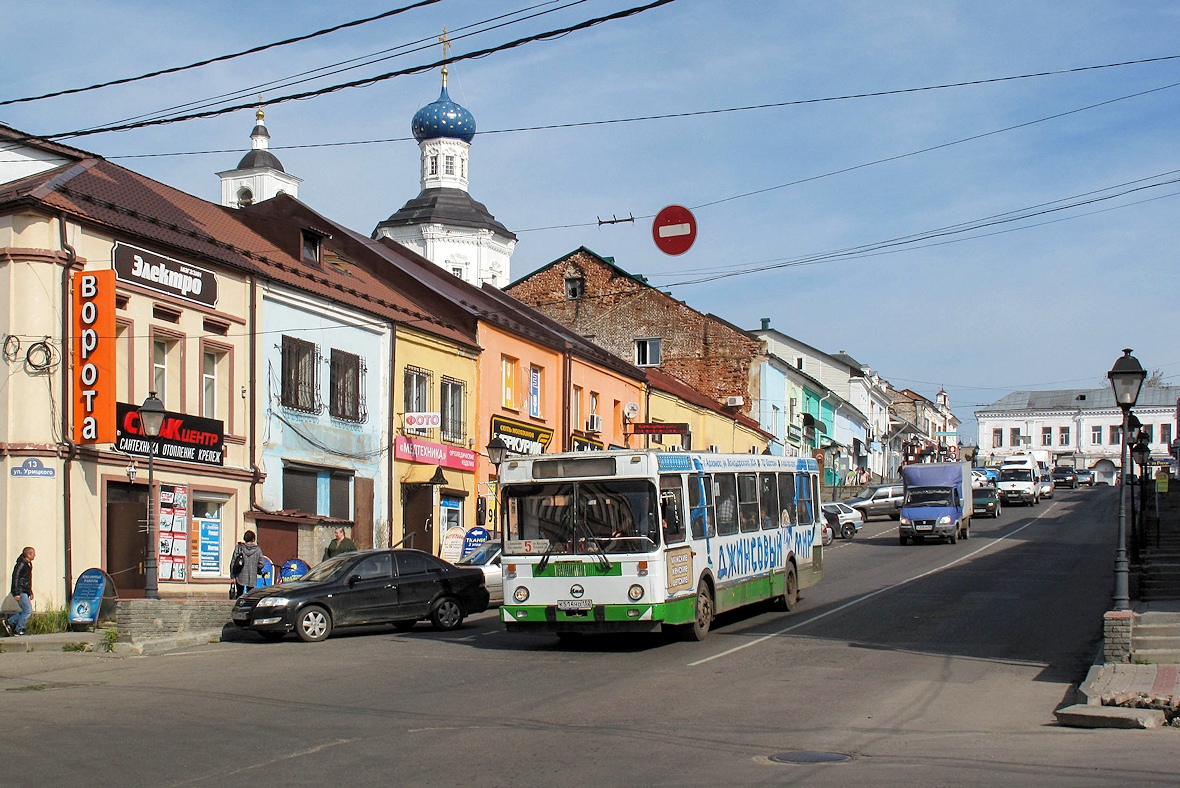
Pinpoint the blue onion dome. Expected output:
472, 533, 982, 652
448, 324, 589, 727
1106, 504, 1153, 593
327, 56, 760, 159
411, 86, 476, 143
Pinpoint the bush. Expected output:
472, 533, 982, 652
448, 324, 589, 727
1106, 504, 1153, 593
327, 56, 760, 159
25, 607, 69, 635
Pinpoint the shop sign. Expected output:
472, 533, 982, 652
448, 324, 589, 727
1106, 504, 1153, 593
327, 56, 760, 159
462, 527, 489, 558
157, 484, 189, 582
440, 526, 467, 563
571, 435, 605, 452
394, 435, 477, 471
491, 414, 553, 456
112, 241, 218, 308
629, 422, 689, 436
68, 568, 117, 626
197, 517, 222, 576
73, 270, 116, 444
404, 412, 441, 430
115, 402, 225, 466
787, 424, 803, 443
10, 458, 55, 478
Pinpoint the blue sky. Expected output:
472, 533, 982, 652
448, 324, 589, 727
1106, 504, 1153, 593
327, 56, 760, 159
3, 1, 1179, 442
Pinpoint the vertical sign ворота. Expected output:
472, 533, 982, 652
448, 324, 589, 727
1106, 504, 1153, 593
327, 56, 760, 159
73, 270, 116, 444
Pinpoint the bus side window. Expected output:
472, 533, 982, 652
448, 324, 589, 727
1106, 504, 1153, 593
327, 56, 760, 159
777, 473, 796, 527
688, 473, 715, 539
715, 474, 739, 536
738, 473, 760, 533
760, 473, 779, 529
796, 473, 814, 526
660, 475, 686, 544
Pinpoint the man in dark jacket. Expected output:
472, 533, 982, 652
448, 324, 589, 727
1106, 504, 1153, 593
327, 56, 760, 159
4, 546, 34, 636
323, 527, 357, 561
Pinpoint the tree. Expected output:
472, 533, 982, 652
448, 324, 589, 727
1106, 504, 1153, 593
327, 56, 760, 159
1145, 369, 1164, 388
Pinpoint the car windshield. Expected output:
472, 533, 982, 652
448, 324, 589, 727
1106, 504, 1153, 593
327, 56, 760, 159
853, 486, 879, 499
905, 489, 952, 506
299, 554, 353, 583
457, 542, 500, 566
976, 489, 997, 502
1000, 468, 1032, 482
502, 479, 659, 557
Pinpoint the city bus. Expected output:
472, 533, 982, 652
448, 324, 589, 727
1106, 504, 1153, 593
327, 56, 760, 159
496, 450, 823, 640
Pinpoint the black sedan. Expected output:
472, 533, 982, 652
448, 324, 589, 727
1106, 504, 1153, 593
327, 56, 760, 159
1051, 467, 1078, 488
231, 548, 490, 642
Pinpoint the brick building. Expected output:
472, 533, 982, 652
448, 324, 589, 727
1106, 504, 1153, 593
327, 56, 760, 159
506, 247, 763, 416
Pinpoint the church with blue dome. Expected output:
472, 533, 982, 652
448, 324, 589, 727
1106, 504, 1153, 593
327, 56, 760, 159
373, 63, 516, 289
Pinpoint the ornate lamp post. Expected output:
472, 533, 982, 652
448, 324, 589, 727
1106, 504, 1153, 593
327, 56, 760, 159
486, 437, 509, 538
138, 392, 166, 600
1107, 349, 1146, 610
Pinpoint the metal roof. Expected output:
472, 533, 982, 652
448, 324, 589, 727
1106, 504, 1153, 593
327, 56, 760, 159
978, 386, 1180, 413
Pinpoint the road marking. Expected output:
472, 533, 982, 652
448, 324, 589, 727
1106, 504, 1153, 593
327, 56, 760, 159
689, 503, 1059, 666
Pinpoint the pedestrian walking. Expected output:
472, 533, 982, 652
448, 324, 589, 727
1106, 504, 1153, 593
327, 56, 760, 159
3, 546, 35, 636
322, 527, 357, 561
229, 531, 265, 600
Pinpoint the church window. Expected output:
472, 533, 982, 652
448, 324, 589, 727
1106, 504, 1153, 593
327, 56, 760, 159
451, 266, 464, 278
236, 187, 253, 207
461, 157, 467, 178
429, 155, 438, 176
445, 155, 455, 175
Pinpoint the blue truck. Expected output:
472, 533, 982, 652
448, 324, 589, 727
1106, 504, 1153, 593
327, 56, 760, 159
898, 461, 973, 545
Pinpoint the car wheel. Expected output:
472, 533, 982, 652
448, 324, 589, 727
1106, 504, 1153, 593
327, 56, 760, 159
948, 527, 958, 545
295, 605, 332, 643
840, 522, 856, 540
258, 631, 286, 642
430, 597, 465, 631
899, 534, 909, 546
685, 580, 714, 641
889, 513, 900, 521
391, 620, 417, 632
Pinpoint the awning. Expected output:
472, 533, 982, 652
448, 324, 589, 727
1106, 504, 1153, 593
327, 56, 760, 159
401, 464, 450, 486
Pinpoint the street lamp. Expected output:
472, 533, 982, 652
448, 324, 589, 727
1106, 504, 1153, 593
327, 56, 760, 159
1107, 349, 1146, 610
138, 392, 166, 600
485, 437, 509, 538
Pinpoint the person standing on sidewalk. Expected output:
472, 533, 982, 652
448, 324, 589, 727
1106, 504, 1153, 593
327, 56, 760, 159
322, 527, 357, 561
230, 531, 265, 600
4, 546, 34, 636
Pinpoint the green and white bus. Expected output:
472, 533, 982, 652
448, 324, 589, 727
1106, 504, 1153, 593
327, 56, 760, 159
497, 450, 823, 640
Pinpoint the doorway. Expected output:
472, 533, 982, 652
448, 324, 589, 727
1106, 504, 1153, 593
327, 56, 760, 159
106, 482, 148, 594
402, 485, 435, 554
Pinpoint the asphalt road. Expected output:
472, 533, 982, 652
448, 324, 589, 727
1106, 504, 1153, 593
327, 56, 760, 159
4, 485, 1177, 787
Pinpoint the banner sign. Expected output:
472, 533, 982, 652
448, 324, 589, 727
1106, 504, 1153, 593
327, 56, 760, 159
73, 270, 117, 444
629, 422, 689, 436
112, 241, 218, 307
394, 435, 477, 471
196, 517, 222, 576
115, 402, 225, 466
490, 414, 553, 456
571, 435, 605, 452
68, 568, 117, 626
156, 484, 189, 582
440, 526, 467, 563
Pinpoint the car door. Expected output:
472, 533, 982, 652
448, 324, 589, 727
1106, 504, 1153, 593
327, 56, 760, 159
394, 551, 447, 619
334, 553, 395, 626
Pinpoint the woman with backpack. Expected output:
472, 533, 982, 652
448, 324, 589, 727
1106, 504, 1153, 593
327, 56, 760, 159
230, 530, 265, 599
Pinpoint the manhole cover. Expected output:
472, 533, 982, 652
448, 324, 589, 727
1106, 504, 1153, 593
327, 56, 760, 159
768, 751, 852, 764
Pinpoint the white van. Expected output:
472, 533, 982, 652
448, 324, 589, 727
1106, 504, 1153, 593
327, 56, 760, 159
998, 455, 1040, 506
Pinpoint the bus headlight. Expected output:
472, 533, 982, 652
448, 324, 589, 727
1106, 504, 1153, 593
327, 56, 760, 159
628, 584, 645, 601
513, 586, 530, 603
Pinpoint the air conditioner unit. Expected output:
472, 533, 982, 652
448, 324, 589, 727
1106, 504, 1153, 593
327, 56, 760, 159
587, 414, 603, 433
726, 396, 744, 407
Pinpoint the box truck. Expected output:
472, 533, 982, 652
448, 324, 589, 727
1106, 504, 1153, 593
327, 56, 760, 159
898, 461, 973, 545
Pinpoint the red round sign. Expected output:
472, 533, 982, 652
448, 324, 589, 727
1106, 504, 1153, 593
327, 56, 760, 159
652, 205, 697, 256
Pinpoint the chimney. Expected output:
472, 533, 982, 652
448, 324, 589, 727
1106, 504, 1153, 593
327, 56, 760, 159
760, 317, 770, 330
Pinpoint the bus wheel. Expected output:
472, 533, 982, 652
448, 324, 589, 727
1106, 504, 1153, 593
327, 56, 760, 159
781, 566, 798, 611
686, 581, 713, 641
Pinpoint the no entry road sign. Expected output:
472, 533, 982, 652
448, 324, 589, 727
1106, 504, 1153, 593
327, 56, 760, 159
652, 205, 697, 255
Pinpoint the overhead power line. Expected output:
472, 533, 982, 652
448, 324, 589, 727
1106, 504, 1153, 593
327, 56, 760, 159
0, 0, 443, 108
37, 0, 679, 141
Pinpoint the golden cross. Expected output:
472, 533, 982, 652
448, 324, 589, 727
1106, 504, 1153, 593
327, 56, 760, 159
439, 28, 450, 59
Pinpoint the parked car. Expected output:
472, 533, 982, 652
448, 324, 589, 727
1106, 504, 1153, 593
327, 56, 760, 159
231, 548, 490, 642
1075, 468, 1095, 487
843, 483, 904, 520
1038, 472, 1055, 499
821, 509, 836, 546
972, 487, 1001, 518
456, 540, 502, 606
971, 469, 993, 489
974, 467, 1000, 486
1051, 467, 1078, 489
822, 502, 864, 539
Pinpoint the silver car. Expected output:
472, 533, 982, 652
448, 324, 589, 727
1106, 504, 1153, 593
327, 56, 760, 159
1038, 472, 1055, 499
456, 540, 502, 606
822, 502, 864, 539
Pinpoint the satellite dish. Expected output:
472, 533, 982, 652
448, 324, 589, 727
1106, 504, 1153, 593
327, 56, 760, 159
624, 402, 640, 420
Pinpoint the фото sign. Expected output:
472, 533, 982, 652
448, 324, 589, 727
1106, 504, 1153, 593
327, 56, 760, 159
113, 242, 218, 307
73, 270, 116, 444
404, 412, 441, 430
115, 402, 225, 466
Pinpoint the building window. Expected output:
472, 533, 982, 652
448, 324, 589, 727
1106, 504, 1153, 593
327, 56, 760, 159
301, 230, 321, 264
528, 365, 542, 419
115, 321, 132, 405
635, 338, 661, 367
429, 155, 438, 175
1059, 427, 1070, 446
283, 467, 318, 513
460, 157, 467, 178
444, 155, 455, 175
1092, 425, 1103, 445
1042, 427, 1052, 446
330, 471, 352, 520
501, 356, 518, 409
571, 385, 583, 432
404, 366, 431, 434
1110, 425, 1122, 445
440, 376, 465, 443
152, 335, 181, 409
202, 348, 225, 421
565, 277, 584, 300
796, 357, 804, 371
329, 349, 366, 423
590, 392, 599, 420
1162, 424, 1172, 446
1141, 424, 1154, 443
280, 335, 319, 412
236, 187, 253, 208
771, 405, 780, 435
992, 428, 1003, 448
1010, 428, 1021, 448
450, 266, 463, 278
283, 466, 352, 519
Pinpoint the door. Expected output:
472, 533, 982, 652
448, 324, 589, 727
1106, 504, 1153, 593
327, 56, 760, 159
394, 551, 445, 619
107, 501, 147, 593
354, 476, 374, 550
402, 486, 434, 553
334, 553, 395, 626
256, 521, 299, 566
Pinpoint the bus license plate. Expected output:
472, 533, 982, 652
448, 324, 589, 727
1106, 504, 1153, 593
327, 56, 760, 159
557, 599, 592, 611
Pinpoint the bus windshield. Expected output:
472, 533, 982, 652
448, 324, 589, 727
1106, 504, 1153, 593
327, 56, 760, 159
502, 479, 659, 557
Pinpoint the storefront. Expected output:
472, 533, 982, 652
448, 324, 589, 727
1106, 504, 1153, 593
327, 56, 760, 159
394, 435, 477, 555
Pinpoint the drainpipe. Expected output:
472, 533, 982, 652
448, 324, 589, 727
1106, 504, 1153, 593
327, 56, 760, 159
248, 276, 261, 520
387, 326, 397, 547
58, 214, 77, 600
562, 343, 572, 451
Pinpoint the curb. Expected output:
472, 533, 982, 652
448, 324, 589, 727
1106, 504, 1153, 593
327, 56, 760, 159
111, 629, 226, 655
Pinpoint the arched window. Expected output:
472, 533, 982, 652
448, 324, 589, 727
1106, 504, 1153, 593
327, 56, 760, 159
237, 187, 254, 207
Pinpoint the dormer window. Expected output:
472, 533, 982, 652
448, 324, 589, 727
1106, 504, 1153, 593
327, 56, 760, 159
236, 187, 253, 208
301, 230, 321, 264
565, 276, 585, 300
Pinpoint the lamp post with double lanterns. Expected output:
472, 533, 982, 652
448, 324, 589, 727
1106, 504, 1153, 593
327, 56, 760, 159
486, 437, 509, 539
138, 392, 167, 600
1107, 349, 1147, 611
